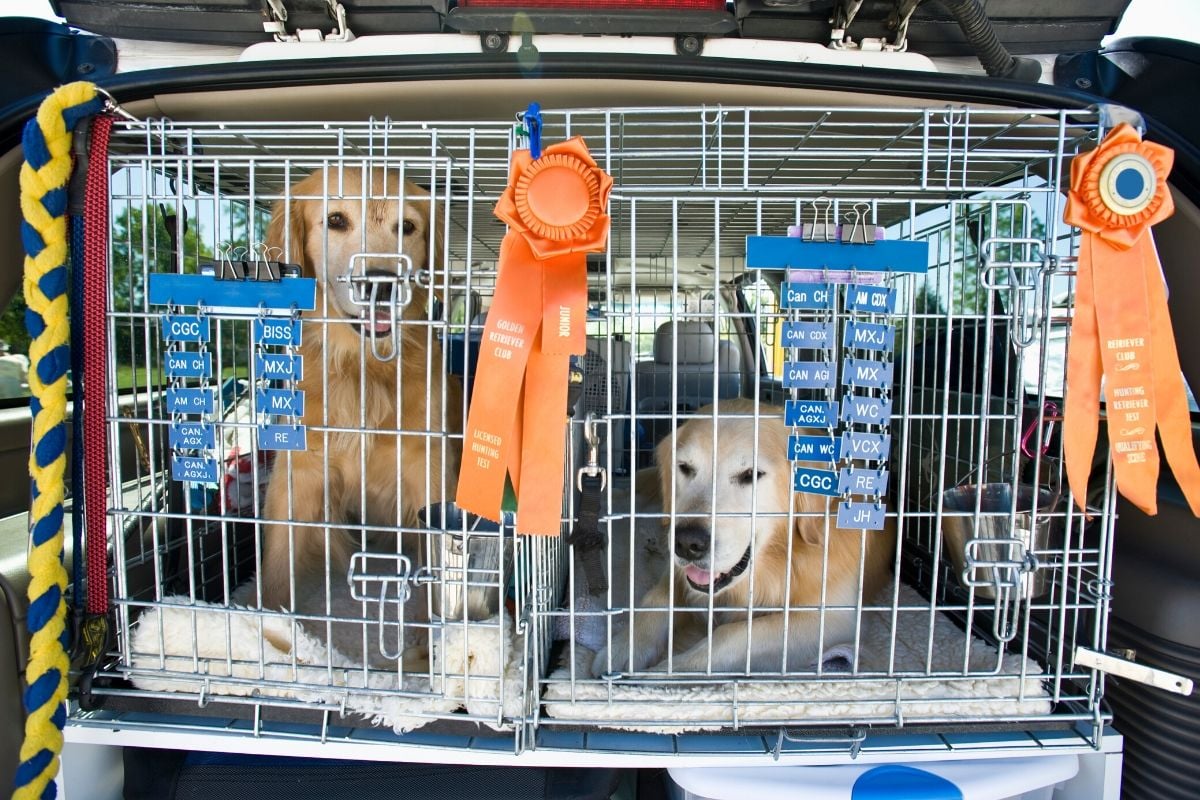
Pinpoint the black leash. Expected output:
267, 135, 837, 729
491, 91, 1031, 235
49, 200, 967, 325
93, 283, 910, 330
568, 413, 608, 593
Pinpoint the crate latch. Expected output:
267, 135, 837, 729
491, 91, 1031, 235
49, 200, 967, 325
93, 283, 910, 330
347, 552, 435, 661
1075, 647, 1194, 696
980, 234, 1054, 349
961, 535, 1042, 643
340, 252, 425, 362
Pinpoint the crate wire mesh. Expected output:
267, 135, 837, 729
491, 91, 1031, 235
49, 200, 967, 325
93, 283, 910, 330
81, 104, 1113, 755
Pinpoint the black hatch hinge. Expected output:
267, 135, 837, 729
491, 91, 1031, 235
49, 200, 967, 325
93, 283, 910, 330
263, 0, 354, 44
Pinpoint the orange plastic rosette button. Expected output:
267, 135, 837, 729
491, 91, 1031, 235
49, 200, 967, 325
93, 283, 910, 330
495, 138, 613, 258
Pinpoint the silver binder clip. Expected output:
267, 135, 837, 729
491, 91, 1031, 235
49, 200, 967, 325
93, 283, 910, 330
805, 197, 836, 243
842, 202, 875, 244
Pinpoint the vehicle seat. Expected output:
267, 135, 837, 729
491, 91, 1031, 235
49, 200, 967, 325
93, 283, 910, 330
446, 310, 488, 396
583, 336, 633, 474
717, 338, 742, 399
635, 320, 727, 414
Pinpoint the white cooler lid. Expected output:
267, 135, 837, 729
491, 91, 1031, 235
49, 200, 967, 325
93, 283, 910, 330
668, 753, 1079, 800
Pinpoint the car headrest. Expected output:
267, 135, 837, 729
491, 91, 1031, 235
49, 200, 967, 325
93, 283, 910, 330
654, 320, 715, 365
718, 339, 741, 371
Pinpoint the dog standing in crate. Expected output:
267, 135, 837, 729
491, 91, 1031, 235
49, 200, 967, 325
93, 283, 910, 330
260, 167, 462, 618
593, 399, 894, 676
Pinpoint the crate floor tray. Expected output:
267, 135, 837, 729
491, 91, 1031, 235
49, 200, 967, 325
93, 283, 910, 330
543, 584, 1051, 733
125, 585, 524, 734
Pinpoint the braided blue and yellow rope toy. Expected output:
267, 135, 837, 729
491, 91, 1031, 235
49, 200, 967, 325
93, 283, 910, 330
15, 81, 103, 800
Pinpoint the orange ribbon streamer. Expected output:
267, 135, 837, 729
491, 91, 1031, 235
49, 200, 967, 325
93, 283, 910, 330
457, 138, 612, 535
1063, 123, 1200, 517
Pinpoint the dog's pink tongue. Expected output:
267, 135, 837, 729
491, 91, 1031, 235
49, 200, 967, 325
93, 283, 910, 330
685, 565, 712, 586
367, 307, 393, 335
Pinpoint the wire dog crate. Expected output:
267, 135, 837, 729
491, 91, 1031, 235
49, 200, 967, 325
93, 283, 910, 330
73, 104, 1115, 762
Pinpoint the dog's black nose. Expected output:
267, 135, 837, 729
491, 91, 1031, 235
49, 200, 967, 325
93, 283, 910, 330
674, 524, 711, 561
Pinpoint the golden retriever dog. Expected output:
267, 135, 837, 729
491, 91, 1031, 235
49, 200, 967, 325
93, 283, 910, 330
593, 398, 894, 675
260, 167, 462, 612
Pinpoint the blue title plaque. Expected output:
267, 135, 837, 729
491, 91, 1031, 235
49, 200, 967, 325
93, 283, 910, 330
844, 284, 896, 314
782, 360, 836, 390
785, 399, 838, 428
837, 501, 888, 531
258, 424, 307, 451
841, 431, 891, 462
165, 387, 216, 416
164, 351, 212, 379
789, 434, 842, 463
842, 358, 894, 390
256, 388, 305, 418
171, 455, 219, 483
253, 318, 303, 347
169, 421, 215, 451
794, 467, 840, 497
781, 321, 836, 349
255, 353, 303, 382
841, 394, 893, 426
780, 283, 834, 310
148, 273, 317, 312
162, 315, 210, 343
843, 320, 895, 353
746, 237, 931, 274
838, 467, 889, 496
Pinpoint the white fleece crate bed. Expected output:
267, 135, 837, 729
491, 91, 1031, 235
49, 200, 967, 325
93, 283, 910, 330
543, 583, 1051, 733
125, 579, 524, 734
542, 490, 1050, 732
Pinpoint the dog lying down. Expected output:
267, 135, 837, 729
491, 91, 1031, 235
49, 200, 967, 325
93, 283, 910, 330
592, 399, 896, 676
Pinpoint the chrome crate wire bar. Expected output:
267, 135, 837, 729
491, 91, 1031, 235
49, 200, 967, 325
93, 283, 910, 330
92, 105, 1108, 756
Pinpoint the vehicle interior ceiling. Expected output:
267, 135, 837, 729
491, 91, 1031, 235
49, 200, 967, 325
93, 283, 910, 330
4, 65, 1200, 791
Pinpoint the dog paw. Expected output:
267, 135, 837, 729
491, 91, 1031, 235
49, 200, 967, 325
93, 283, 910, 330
653, 645, 719, 674
590, 646, 620, 678
591, 638, 641, 677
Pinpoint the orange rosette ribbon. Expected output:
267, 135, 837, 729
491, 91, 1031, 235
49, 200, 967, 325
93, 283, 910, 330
457, 137, 612, 535
1063, 123, 1200, 517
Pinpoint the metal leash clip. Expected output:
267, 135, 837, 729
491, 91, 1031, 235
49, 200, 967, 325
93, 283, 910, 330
576, 412, 607, 492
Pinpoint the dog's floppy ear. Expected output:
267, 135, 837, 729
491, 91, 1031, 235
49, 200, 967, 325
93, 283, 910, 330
654, 428, 678, 517
396, 180, 447, 317
421, 191, 449, 314
265, 192, 310, 278
791, 484, 825, 547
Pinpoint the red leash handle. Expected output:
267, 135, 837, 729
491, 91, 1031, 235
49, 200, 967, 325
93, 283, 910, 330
83, 115, 112, 615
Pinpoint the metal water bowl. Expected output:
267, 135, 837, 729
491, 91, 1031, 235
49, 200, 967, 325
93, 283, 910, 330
941, 484, 1059, 600
420, 502, 512, 621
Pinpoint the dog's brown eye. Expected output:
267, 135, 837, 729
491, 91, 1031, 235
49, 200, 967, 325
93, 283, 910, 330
402, 219, 416, 236
678, 463, 695, 478
736, 468, 765, 486
327, 212, 348, 231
